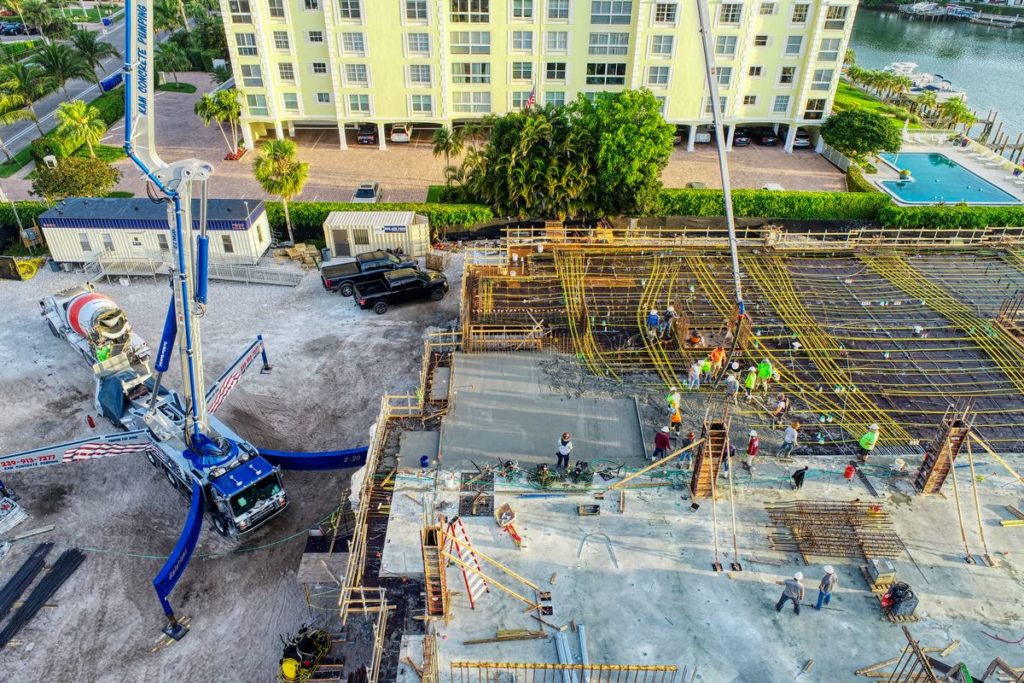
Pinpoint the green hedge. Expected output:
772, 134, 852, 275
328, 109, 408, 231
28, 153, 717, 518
0, 202, 49, 246
846, 166, 881, 194
265, 201, 494, 242
28, 87, 124, 163
1, 40, 38, 59
90, 86, 126, 127
657, 188, 890, 220
879, 204, 1024, 230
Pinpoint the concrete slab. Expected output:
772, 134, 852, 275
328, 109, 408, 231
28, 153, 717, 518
430, 366, 451, 402
398, 431, 441, 470
442, 353, 647, 469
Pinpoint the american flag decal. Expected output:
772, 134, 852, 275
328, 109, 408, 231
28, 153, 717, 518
64, 442, 157, 462
207, 341, 262, 414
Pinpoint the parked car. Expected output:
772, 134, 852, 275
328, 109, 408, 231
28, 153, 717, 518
353, 268, 449, 315
754, 128, 778, 146
321, 249, 418, 296
351, 182, 382, 203
732, 128, 751, 147
390, 124, 411, 143
356, 124, 377, 145
793, 127, 812, 149
1, 22, 24, 35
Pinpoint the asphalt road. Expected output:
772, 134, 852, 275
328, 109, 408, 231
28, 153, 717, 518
0, 18, 126, 159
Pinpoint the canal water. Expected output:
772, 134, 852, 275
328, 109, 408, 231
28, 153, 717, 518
851, 9, 1024, 141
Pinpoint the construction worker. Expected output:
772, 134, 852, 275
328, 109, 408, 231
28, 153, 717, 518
652, 426, 672, 461
688, 330, 705, 347
666, 387, 681, 413
775, 572, 805, 615
779, 421, 800, 458
770, 393, 790, 427
670, 407, 683, 436
688, 361, 701, 391
757, 358, 774, 394
660, 305, 678, 339
724, 372, 740, 405
815, 566, 839, 610
679, 431, 697, 469
700, 356, 713, 384
792, 466, 808, 490
743, 366, 757, 402
556, 432, 573, 470
859, 424, 880, 461
745, 430, 760, 472
646, 309, 660, 339
709, 346, 726, 376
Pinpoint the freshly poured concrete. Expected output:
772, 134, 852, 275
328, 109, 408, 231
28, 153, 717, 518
441, 353, 647, 469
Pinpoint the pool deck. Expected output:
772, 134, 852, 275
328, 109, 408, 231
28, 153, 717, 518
873, 135, 1024, 205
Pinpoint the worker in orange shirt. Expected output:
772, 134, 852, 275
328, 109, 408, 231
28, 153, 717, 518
709, 346, 726, 377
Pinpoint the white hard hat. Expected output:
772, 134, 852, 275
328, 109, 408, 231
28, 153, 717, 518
793, 571, 803, 580
869, 424, 879, 431
667, 305, 675, 312
661, 426, 670, 433
670, 387, 678, 392
650, 309, 658, 315
748, 366, 756, 372
823, 565, 835, 574
731, 361, 740, 370
749, 430, 757, 437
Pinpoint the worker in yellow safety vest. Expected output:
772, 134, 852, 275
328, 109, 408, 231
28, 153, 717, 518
858, 424, 880, 461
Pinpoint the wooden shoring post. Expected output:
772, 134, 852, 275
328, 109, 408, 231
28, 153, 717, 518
970, 431, 1024, 487
609, 439, 705, 490
727, 438, 742, 571
950, 452, 972, 565
965, 438, 994, 566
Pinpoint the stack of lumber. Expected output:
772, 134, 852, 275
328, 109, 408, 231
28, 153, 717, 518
274, 243, 321, 268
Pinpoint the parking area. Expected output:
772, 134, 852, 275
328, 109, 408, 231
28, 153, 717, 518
663, 142, 846, 191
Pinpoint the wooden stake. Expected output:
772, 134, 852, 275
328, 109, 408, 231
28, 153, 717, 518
965, 439, 993, 565
609, 439, 705, 490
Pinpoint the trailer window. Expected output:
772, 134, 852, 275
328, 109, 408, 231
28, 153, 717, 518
102, 233, 115, 252
353, 229, 369, 245
230, 474, 283, 516
79, 233, 91, 253
221, 234, 235, 254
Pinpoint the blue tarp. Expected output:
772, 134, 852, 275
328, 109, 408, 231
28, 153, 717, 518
209, 456, 276, 497
258, 446, 368, 471
152, 481, 204, 618
100, 72, 123, 92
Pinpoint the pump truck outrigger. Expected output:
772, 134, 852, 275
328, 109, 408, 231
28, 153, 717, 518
0, 0, 371, 643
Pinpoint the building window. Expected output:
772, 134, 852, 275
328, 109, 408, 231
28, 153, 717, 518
78, 233, 91, 252
268, 0, 285, 18
825, 5, 849, 30
246, 93, 269, 115
283, 92, 299, 111
235, 33, 257, 56
512, 30, 534, 51
655, 95, 666, 113
772, 94, 790, 114
818, 38, 841, 61
715, 35, 737, 57
338, 0, 361, 19
316, 92, 331, 103
546, 30, 568, 52
784, 35, 802, 56
308, 30, 324, 43
804, 98, 827, 119
759, 2, 776, 15
717, 66, 732, 88
451, 0, 489, 22
453, 91, 492, 112
748, 65, 762, 76
312, 62, 327, 73
586, 62, 626, 85
513, 0, 534, 18
511, 90, 532, 109
647, 65, 669, 85
589, 32, 628, 55
548, 0, 569, 19
409, 64, 432, 84
791, 3, 808, 23
102, 233, 114, 251
353, 228, 370, 246
341, 32, 366, 55
303, 0, 319, 9
451, 31, 491, 54
512, 61, 533, 80
411, 94, 433, 114
279, 62, 295, 81
345, 63, 369, 86
222, 234, 235, 254
272, 31, 289, 50
229, 0, 252, 22
651, 34, 673, 55
718, 3, 742, 23
591, 1, 632, 24
406, 0, 428, 20
546, 91, 566, 106
654, 3, 676, 23
546, 61, 566, 80
811, 68, 834, 91
704, 95, 728, 115
157, 233, 169, 252
743, 95, 757, 105
754, 34, 768, 46
407, 33, 430, 54
779, 66, 796, 84
452, 62, 491, 83
241, 64, 263, 87
349, 94, 370, 113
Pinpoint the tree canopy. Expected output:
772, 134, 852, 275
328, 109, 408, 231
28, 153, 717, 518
820, 108, 902, 162
32, 156, 121, 201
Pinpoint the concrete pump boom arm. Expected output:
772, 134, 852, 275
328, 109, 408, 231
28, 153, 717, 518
0, 430, 156, 473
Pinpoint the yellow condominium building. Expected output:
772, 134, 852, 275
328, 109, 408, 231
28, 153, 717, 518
221, 0, 856, 152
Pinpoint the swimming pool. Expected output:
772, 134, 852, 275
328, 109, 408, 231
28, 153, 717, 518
877, 152, 1021, 205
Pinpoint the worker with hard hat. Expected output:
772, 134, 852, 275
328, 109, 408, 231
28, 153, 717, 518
743, 366, 757, 402
775, 571, 805, 615
815, 566, 839, 611
652, 426, 672, 461
859, 424, 880, 461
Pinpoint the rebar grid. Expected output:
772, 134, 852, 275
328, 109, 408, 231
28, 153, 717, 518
767, 501, 905, 561
448, 662, 681, 683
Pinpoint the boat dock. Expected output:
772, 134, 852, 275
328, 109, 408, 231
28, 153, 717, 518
897, 3, 1022, 28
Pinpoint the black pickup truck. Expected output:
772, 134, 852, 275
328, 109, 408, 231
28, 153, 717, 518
320, 250, 417, 296
353, 268, 449, 314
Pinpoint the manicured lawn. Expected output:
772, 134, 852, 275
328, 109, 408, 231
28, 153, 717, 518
833, 82, 931, 130
106, 191, 134, 198
0, 147, 33, 179
74, 144, 127, 163
157, 82, 198, 94
64, 5, 121, 23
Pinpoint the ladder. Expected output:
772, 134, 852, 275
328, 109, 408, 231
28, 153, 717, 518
445, 517, 490, 609
691, 417, 729, 498
914, 405, 973, 495
420, 524, 449, 620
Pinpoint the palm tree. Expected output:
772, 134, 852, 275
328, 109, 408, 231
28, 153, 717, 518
3, 0, 28, 26
155, 42, 190, 85
153, 0, 185, 32
0, 61, 50, 135
215, 88, 243, 152
0, 94, 31, 162
20, 0, 53, 43
432, 126, 464, 185
209, 65, 232, 85
30, 43, 91, 100
844, 47, 856, 67
54, 99, 105, 157
938, 98, 973, 131
253, 139, 309, 244
914, 91, 938, 117
69, 30, 120, 87
195, 92, 231, 154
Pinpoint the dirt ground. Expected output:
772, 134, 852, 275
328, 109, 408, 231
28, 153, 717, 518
0, 256, 462, 681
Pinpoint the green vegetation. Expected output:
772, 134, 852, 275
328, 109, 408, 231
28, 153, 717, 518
253, 140, 309, 244
64, 5, 120, 23
846, 166, 881, 194
832, 83, 929, 131
31, 156, 121, 201
30, 42, 92, 100
89, 85, 127, 127
195, 89, 243, 156
69, 30, 120, 88
265, 202, 494, 242
878, 204, 1024, 230
821, 109, 903, 163
958, 1, 1024, 17
426, 185, 446, 203
0, 40, 39, 60
155, 41, 191, 85
657, 189, 891, 221
106, 191, 134, 198
54, 100, 106, 158
157, 82, 197, 93
0, 147, 33, 179
73, 144, 125, 163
